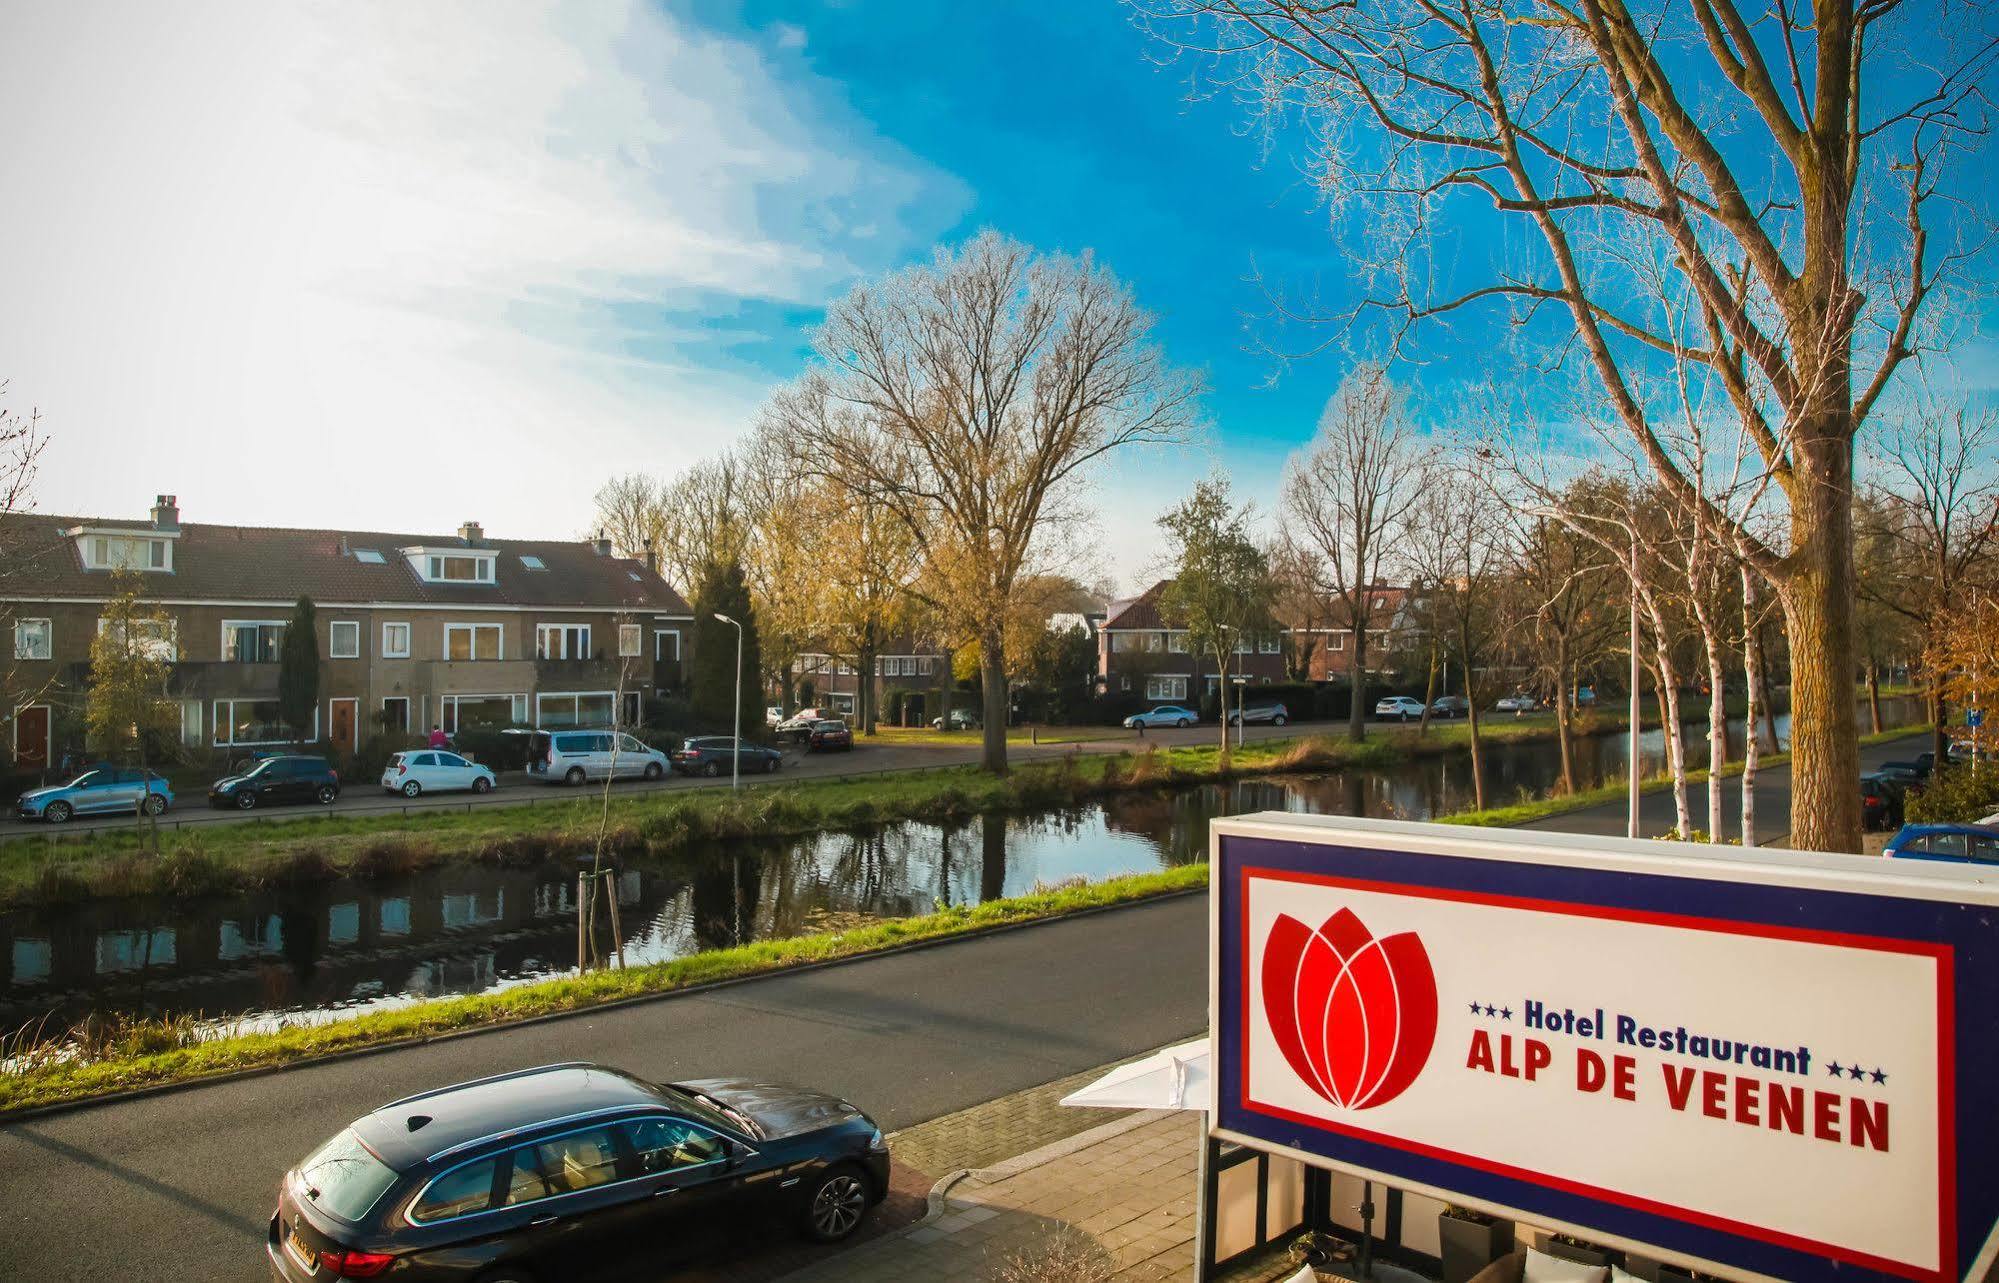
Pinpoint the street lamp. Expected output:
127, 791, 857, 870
714, 612, 743, 791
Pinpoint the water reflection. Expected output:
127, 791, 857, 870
0, 699, 1919, 1032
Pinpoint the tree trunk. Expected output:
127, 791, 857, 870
1216, 646, 1233, 766
979, 634, 1008, 775
1465, 687, 1486, 811
1780, 470, 1862, 851
1741, 567, 1762, 849
1695, 610, 1727, 844
1758, 619, 1781, 753
1417, 635, 1439, 737
1347, 620, 1368, 742
1866, 660, 1883, 735
1644, 604, 1691, 840
857, 642, 877, 737
1554, 631, 1576, 796
1931, 679, 1949, 771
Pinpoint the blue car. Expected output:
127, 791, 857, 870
1884, 822, 1999, 865
15, 766, 174, 823
1124, 705, 1198, 729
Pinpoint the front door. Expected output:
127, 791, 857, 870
13, 705, 48, 774
328, 699, 358, 758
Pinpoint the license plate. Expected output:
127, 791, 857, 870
285, 1224, 317, 1272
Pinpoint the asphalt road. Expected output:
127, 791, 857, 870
0, 720, 1308, 841
0, 894, 1208, 1282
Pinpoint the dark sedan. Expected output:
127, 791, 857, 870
808, 720, 854, 752
269, 1062, 889, 1282
1860, 773, 1906, 831
674, 736, 784, 777
209, 755, 341, 810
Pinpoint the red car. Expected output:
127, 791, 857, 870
809, 719, 854, 752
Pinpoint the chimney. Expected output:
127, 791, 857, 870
151, 495, 179, 531
642, 537, 657, 573
591, 531, 613, 557
458, 520, 484, 544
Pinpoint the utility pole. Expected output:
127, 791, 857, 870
715, 612, 743, 790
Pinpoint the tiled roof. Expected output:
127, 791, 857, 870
1101, 581, 1175, 631
0, 511, 691, 613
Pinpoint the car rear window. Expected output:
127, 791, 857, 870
553, 734, 589, 753
299, 1129, 400, 1223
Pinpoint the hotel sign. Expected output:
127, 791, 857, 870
1210, 815, 1999, 1283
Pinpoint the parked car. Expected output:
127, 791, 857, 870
675, 736, 784, 777
527, 730, 670, 785
1573, 685, 1597, 707
1885, 822, 1999, 864
209, 755, 340, 810
1228, 703, 1289, 726
1124, 705, 1197, 730
15, 766, 173, 823
1495, 693, 1540, 713
381, 751, 497, 798
808, 720, 854, 752
268, 1062, 890, 1283
766, 705, 785, 728
778, 708, 833, 741
1374, 696, 1425, 722
1860, 773, 1906, 831
1874, 761, 1930, 793
1430, 695, 1470, 718
930, 708, 981, 731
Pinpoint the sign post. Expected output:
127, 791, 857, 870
1211, 813, 1999, 1283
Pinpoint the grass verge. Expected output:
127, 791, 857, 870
0, 864, 1208, 1115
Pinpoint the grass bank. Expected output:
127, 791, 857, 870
0, 864, 1208, 1114
0, 718, 1592, 910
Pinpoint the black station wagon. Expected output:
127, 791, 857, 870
269, 1062, 890, 1281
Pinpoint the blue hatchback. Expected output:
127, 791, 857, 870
1884, 822, 1999, 865
15, 766, 174, 823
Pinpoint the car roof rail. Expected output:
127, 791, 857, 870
378, 1061, 595, 1112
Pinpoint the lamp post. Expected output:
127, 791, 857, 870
714, 612, 743, 791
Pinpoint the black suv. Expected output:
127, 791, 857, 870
209, 755, 341, 810
270, 1062, 890, 1281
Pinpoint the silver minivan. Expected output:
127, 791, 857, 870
527, 729, 671, 785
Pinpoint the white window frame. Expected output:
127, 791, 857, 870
213, 698, 311, 746
180, 700, 202, 746
444, 623, 504, 662
654, 629, 681, 662
534, 690, 618, 729
1258, 637, 1282, 654
329, 620, 361, 660
79, 532, 173, 572
617, 624, 642, 658
424, 553, 494, 584
1145, 675, 1189, 702
99, 616, 178, 661
381, 621, 411, 659
1166, 632, 1189, 654
439, 693, 528, 733
13, 618, 50, 661
381, 696, 410, 732
536, 623, 590, 660
621, 690, 642, 727
1330, 634, 1347, 651
221, 619, 286, 663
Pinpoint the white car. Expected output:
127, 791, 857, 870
1375, 696, 1426, 721
382, 750, 497, 797
1496, 694, 1541, 712
527, 729, 671, 785
1124, 705, 1197, 729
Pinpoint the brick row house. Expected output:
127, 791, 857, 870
1095, 580, 1287, 703
1283, 585, 1418, 682
0, 497, 693, 772
792, 638, 952, 721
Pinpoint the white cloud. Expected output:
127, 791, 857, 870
0, 0, 963, 541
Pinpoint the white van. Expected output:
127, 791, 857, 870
527, 729, 671, 785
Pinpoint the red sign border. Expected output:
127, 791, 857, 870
1235, 862, 1958, 1283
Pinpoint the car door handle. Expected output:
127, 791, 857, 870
651, 1185, 678, 1198
529, 1215, 561, 1227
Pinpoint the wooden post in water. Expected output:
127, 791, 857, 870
602, 870, 626, 970
576, 871, 589, 972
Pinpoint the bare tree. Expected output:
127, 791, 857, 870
766, 232, 1202, 773
1284, 365, 1426, 741
0, 383, 50, 733
1134, 0, 1997, 850
592, 473, 666, 563
1513, 506, 1621, 795
1268, 534, 1331, 680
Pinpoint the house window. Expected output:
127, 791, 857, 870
445, 623, 503, 661
382, 622, 411, 659
1146, 633, 1165, 652
918, 657, 934, 676
519, 555, 546, 570
426, 554, 493, 583
535, 624, 589, 660
13, 619, 49, 661
381, 697, 409, 732
1330, 634, 1347, 651
329, 621, 360, 659
100, 617, 177, 661
81, 534, 172, 572
617, 624, 642, 658
1145, 675, 1189, 701
655, 629, 680, 662
622, 691, 642, 727
222, 620, 285, 663
353, 548, 386, 564
440, 693, 526, 733
1166, 633, 1188, 654
213, 698, 294, 745
535, 691, 615, 729
180, 701, 202, 745
1259, 638, 1282, 654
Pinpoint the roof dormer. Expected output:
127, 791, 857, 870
69, 526, 178, 573
403, 546, 497, 585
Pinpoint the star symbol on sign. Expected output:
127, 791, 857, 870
1848, 1063, 1866, 1081
1484, 1005, 1498, 1017
1469, 1000, 1482, 1015
1500, 1007, 1513, 1021
1871, 1067, 1888, 1084
1828, 1061, 1844, 1078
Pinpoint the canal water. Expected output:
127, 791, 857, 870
0, 699, 1920, 1033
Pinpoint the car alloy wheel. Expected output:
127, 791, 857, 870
565, 766, 586, 786
1178, 719, 1191, 728
766, 756, 780, 773
1274, 715, 1287, 726
644, 761, 664, 781
317, 785, 337, 805
805, 1169, 869, 1242
472, 776, 492, 794
141, 793, 166, 816
44, 801, 71, 824
236, 792, 258, 810
402, 780, 421, 798
703, 760, 721, 778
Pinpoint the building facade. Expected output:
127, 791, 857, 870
792, 640, 951, 721
1283, 585, 1417, 682
0, 497, 692, 772
1096, 580, 1288, 703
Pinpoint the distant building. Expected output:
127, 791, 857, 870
1283, 584, 1418, 682
1095, 580, 1287, 703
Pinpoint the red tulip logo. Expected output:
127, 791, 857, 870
1261, 907, 1438, 1109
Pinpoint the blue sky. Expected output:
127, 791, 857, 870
1, 0, 1991, 593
